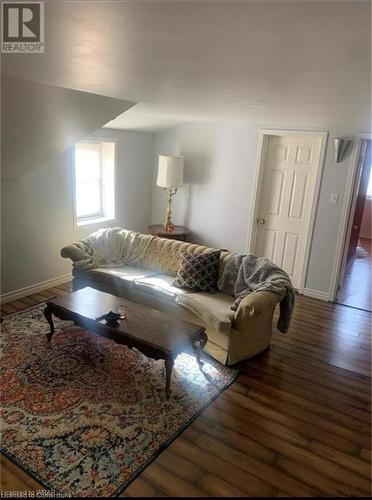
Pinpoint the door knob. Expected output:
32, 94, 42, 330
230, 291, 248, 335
257, 218, 266, 225
353, 225, 359, 230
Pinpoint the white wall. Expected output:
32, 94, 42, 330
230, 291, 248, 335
151, 122, 361, 295
2, 120, 366, 298
152, 123, 257, 250
1, 128, 153, 295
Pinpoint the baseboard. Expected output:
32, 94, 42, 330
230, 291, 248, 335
302, 288, 330, 302
1, 273, 72, 304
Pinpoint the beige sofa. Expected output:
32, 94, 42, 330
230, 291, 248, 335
61, 231, 282, 365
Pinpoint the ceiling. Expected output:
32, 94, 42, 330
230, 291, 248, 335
3, 0, 371, 131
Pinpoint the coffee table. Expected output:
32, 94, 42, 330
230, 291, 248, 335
43, 287, 207, 398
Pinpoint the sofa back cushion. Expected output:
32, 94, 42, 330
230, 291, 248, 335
139, 236, 230, 278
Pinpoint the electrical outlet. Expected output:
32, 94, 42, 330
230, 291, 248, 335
330, 192, 339, 204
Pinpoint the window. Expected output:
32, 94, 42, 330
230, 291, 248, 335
367, 164, 372, 198
73, 140, 116, 226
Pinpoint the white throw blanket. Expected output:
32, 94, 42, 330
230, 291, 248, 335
74, 227, 154, 269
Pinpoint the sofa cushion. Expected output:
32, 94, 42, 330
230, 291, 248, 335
177, 292, 235, 335
173, 250, 221, 293
139, 236, 231, 278
73, 266, 157, 288
134, 274, 190, 302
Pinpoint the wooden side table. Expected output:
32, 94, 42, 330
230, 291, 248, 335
149, 224, 190, 242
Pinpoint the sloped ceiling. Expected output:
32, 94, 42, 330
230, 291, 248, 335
2, 1, 371, 131
1, 76, 135, 179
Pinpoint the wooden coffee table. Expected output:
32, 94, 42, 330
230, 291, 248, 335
43, 287, 207, 398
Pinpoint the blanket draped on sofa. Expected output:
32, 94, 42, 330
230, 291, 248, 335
71, 228, 154, 269
218, 253, 295, 333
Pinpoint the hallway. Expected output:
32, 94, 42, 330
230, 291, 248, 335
338, 237, 372, 312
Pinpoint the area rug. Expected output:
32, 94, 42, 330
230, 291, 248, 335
0, 303, 238, 497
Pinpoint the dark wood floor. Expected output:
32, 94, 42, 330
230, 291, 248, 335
1, 283, 371, 497
338, 237, 372, 312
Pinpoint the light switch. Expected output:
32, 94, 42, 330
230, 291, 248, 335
330, 192, 339, 204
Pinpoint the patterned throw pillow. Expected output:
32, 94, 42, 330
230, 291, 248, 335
173, 251, 221, 293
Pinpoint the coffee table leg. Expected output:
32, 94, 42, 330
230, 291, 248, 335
165, 356, 174, 399
44, 305, 55, 342
196, 331, 208, 367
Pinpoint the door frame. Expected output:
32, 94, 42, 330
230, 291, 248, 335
246, 129, 328, 294
329, 133, 372, 302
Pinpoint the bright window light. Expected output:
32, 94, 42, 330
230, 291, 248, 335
367, 164, 372, 198
74, 140, 116, 226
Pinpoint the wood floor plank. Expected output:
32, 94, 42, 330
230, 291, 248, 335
273, 333, 371, 366
360, 447, 371, 462
191, 415, 277, 464
124, 476, 167, 497
200, 409, 371, 494
276, 456, 366, 496
46, 287, 67, 297
270, 351, 371, 394
0, 456, 42, 491
180, 426, 202, 444
169, 438, 276, 496
219, 390, 363, 454
244, 385, 370, 445
270, 343, 370, 384
211, 396, 312, 449
142, 462, 207, 497
195, 432, 319, 496
239, 370, 371, 423
1, 303, 18, 314
261, 349, 371, 397
239, 375, 371, 435
197, 474, 248, 496
308, 440, 371, 479
155, 450, 204, 484
271, 337, 371, 376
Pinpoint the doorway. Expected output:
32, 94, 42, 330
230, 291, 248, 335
336, 139, 371, 311
249, 130, 327, 291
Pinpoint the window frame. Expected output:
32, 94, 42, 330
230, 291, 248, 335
72, 137, 117, 230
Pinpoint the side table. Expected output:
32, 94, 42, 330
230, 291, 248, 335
149, 224, 190, 242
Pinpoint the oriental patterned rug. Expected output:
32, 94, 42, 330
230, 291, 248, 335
0, 304, 238, 497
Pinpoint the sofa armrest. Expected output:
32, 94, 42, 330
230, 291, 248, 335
60, 242, 90, 263
234, 291, 281, 321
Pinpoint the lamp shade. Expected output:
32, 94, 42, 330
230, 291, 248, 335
157, 155, 184, 188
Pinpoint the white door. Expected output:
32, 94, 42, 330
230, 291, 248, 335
255, 134, 322, 289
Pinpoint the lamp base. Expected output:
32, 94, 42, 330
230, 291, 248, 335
163, 188, 177, 234
164, 222, 175, 233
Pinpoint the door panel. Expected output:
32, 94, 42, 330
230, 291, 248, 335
288, 172, 309, 219
282, 232, 299, 278
262, 229, 278, 261
255, 134, 322, 289
295, 145, 313, 165
268, 171, 285, 216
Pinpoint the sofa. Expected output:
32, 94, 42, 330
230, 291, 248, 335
61, 229, 283, 365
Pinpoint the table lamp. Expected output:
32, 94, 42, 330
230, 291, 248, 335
156, 155, 184, 232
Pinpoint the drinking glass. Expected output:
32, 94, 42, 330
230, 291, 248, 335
117, 305, 127, 319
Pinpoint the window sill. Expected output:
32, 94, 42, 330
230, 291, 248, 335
76, 217, 117, 228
